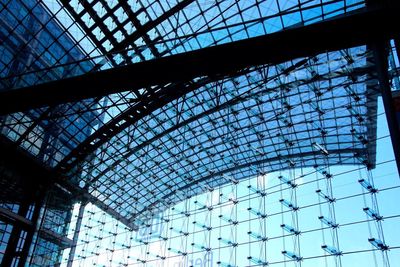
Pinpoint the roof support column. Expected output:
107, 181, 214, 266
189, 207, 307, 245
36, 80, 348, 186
18, 194, 45, 267
0, 189, 45, 267
67, 201, 87, 267
1, 202, 31, 266
373, 41, 400, 177
395, 38, 400, 68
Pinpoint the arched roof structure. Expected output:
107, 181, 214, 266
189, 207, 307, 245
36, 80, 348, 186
0, 0, 398, 229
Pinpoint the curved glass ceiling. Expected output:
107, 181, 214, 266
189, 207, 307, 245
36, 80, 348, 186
71, 46, 379, 227
0, 0, 380, 228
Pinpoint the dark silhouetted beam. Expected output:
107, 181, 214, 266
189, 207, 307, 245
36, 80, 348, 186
0, 4, 399, 115
0, 136, 138, 230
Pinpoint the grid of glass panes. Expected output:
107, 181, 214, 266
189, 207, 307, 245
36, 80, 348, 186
60, 153, 400, 267
68, 46, 378, 227
0, 0, 368, 171
0, 0, 367, 89
0, 222, 13, 263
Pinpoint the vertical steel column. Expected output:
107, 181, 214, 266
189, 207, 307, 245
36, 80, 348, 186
17, 195, 45, 267
373, 42, 400, 177
395, 38, 400, 68
67, 201, 87, 267
1, 201, 30, 266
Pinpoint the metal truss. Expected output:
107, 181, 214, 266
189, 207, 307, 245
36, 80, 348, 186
0, 3, 399, 114
63, 47, 380, 228
0, 0, 397, 230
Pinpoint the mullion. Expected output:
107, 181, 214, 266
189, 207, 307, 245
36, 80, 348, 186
234, 0, 250, 39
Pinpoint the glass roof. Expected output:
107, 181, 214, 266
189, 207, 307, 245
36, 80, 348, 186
0, 0, 381, 228
73, 46, 379, 227
0, 0, 366, 88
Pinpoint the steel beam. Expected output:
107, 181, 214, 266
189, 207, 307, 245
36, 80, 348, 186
1, 201, 31, 266
57, 77, 214, 172
18, 196, 44, 267
0, 206, 32, 227
0, 135, 138, 231
111, 0, 195, 54
82, 65, 376, 187
0, 4, 399, 115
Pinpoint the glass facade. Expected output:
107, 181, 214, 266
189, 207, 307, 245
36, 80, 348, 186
0, 0, 399, 266
0, 0, 98, 266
